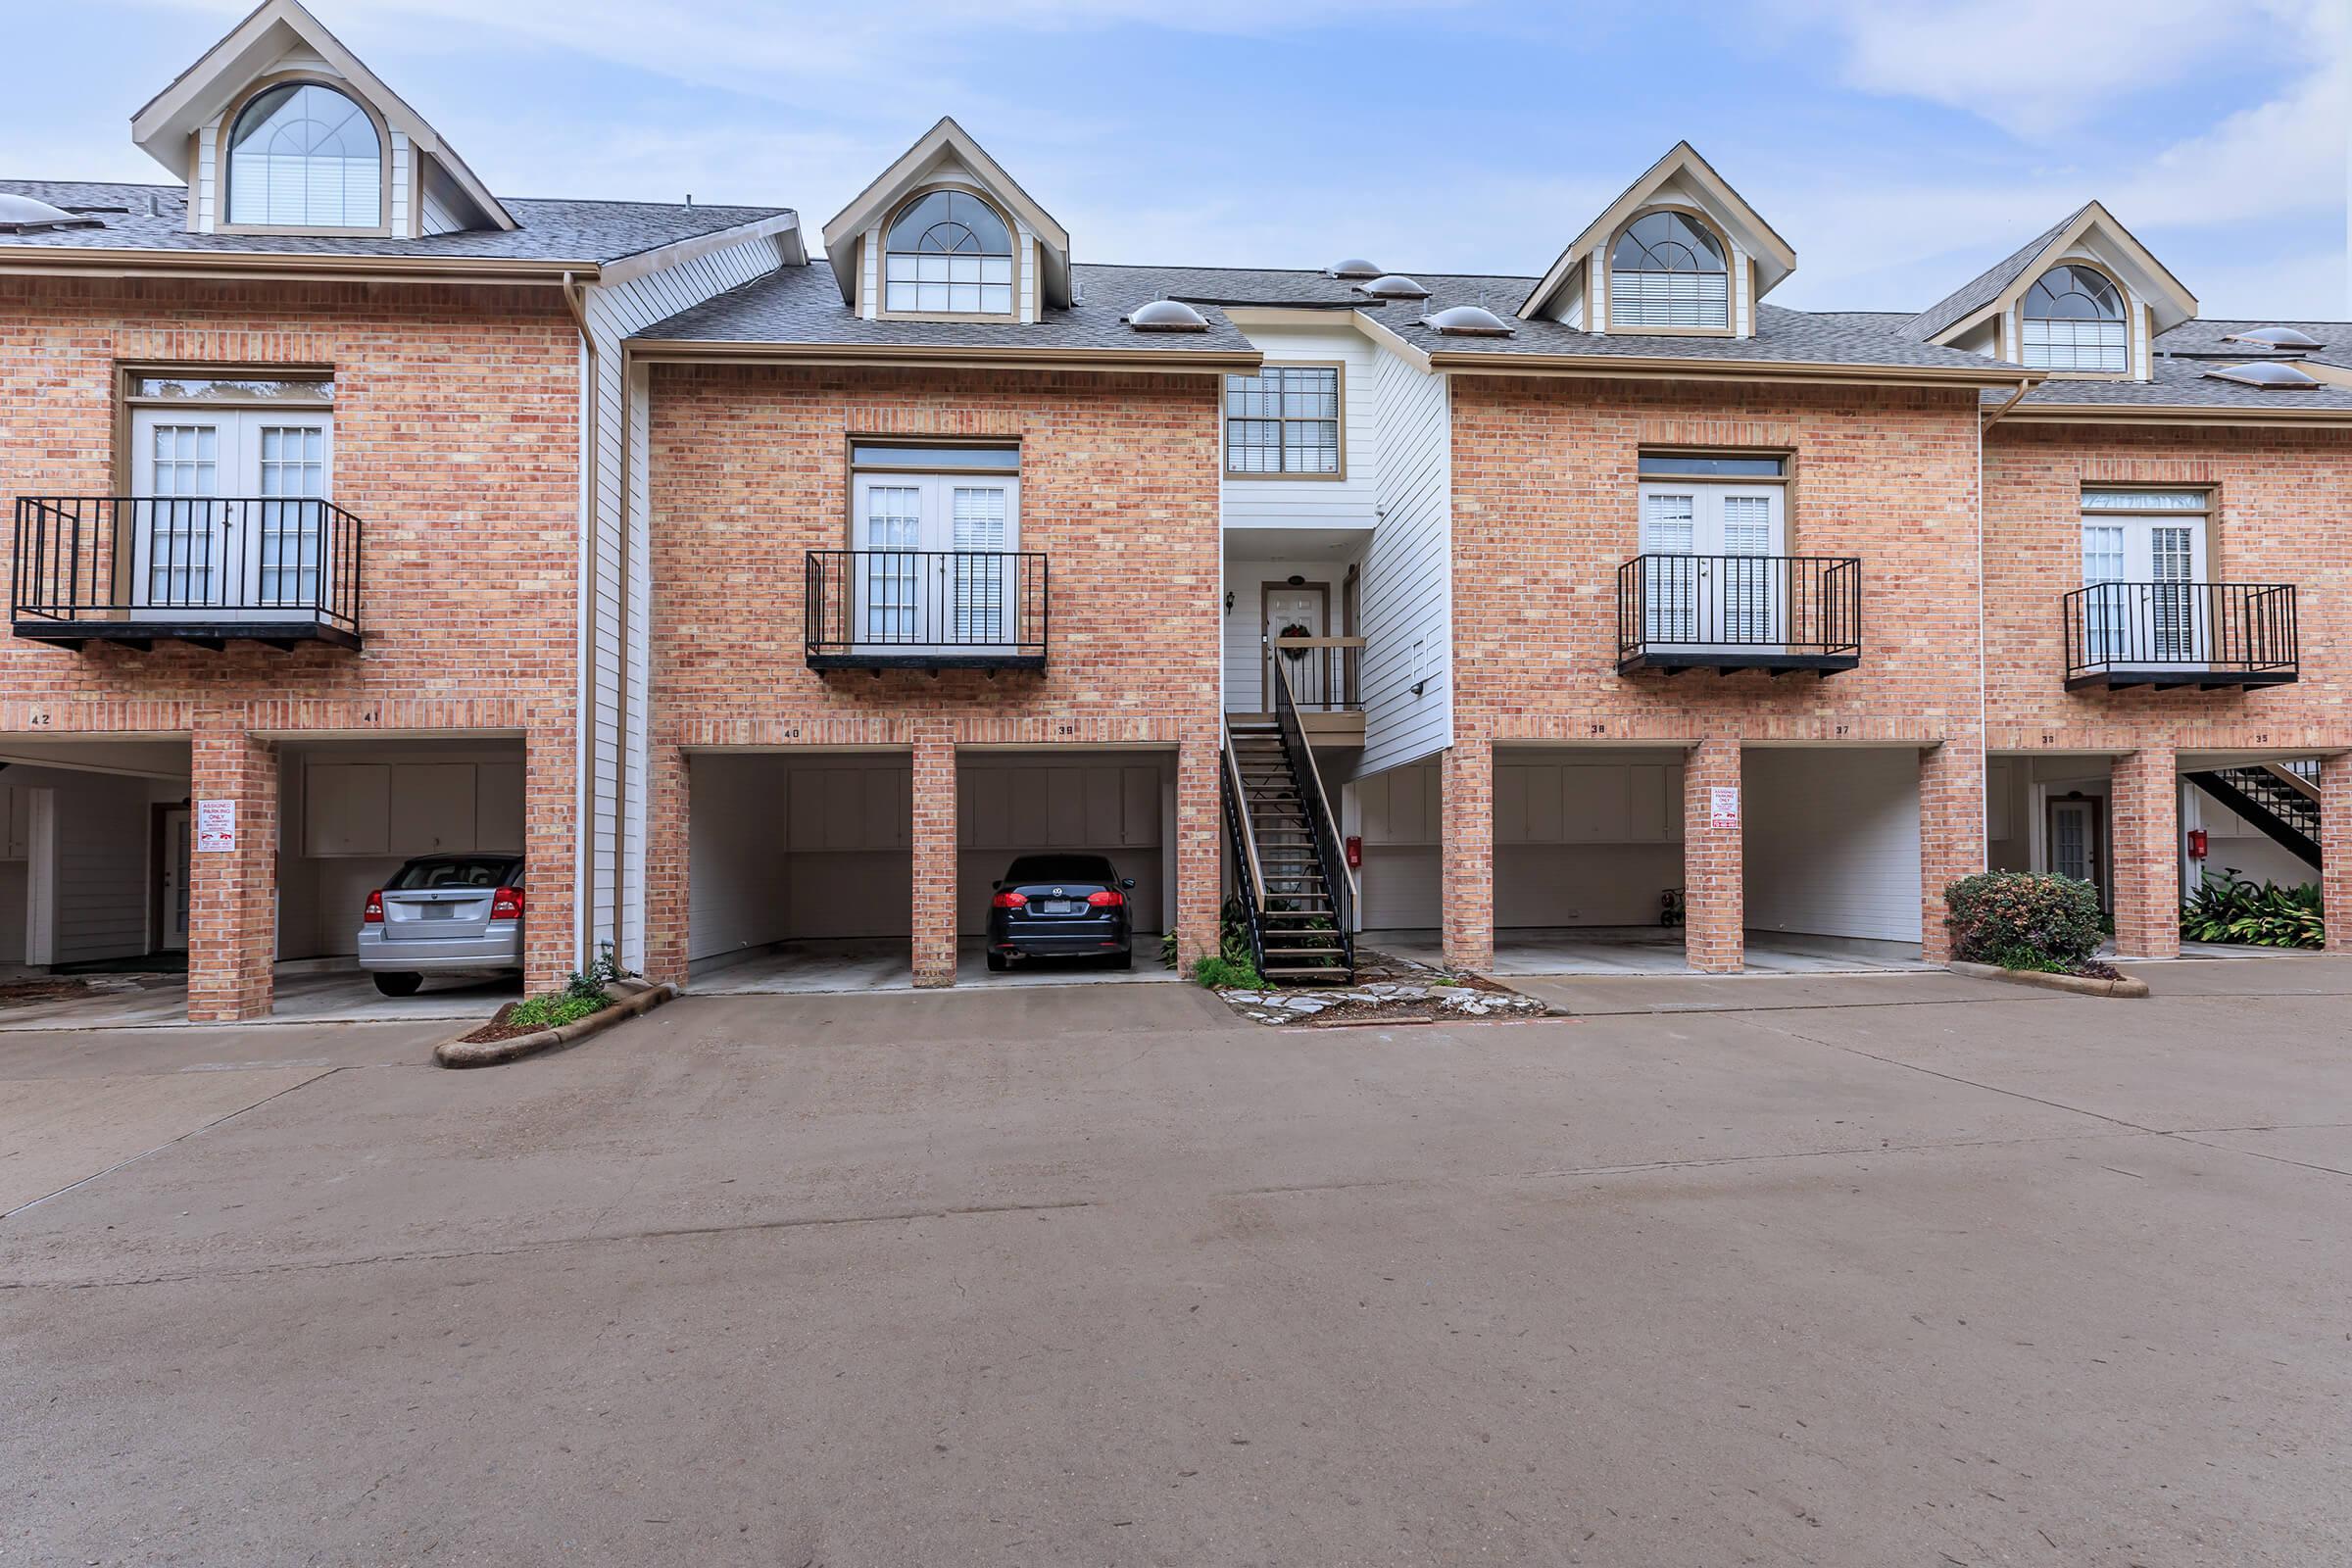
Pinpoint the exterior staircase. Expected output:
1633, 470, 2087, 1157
1223, 699, 1356, 984
2186, 762, 2321, 870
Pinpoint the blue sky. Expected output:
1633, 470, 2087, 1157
7, 0, 2347, 318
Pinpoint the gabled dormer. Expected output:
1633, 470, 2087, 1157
128, 0, 514, 239
1517, 142, 1794, 339
819, 118, 1070, 325
1902, 201, 2194, 381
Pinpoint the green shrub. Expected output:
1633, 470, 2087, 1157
508, 991, 605, 1029
2181, 871, 2324, 950
1191, 955, 1265, 991
1944, 871, 2105, 970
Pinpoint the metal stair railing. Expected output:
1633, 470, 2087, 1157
2187, 766, 2321, 869
1268, 655, 1356, 977
1219, 715, 1270, 978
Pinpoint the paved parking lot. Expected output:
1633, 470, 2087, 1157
4, 960, 2349, 1565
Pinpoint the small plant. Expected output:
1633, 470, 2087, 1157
1945, 871, 2105, 972
2181, 870, 2324, 950
564, 943, 630, 1004
1160, 930, 1180, 969
507, 991, 605, 1029
1191, 954, 1264, 991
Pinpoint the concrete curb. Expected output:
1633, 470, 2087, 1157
433, 981, 677, 1068
1948, 960, 2150, 1000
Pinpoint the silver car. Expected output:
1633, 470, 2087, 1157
357, 854, 525, 997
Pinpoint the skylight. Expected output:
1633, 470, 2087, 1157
1354, 274, 1431, 301
1125, 298, 1210, 333
1420, 305, 1513, 337
1325, 259, 1381, 279
0, 193, 104, 234
2222, 326, 2324, 352
2204, 362, 2321, 389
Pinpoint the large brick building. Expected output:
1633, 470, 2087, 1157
4, 5, 2346, 1018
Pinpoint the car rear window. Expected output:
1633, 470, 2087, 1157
387, 857, 518, 890
1004, 855, 1117, 884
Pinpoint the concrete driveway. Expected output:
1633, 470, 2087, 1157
3, 961, 2349, 1565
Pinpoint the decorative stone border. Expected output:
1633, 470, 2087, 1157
433, 980, 677, 1068
1948, 960, 2149, 1000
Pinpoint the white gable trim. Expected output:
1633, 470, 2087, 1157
1520, 141, 1795, 322
1928, 202, 2197, 356
819, 118, 1071, 311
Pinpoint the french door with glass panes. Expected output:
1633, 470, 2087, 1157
2080, 491, 2208, 668
1638, 480, 1787, 649
128, 407, 332, 618
850, 471, 1019, 653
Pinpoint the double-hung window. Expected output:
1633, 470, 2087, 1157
1224, 365, 1342, 476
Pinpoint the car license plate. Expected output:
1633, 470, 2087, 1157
422, 904, 458, 920
1039, 900, 1079, 915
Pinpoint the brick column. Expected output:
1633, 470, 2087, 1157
642, 742, 690, 989
1176, 725, 1221, 967
910, 726, 957, 987
522, 726, 578, 993
1683, 738, 1742, 974
2110, 744, 2180, 959
2321, 755, 2352, 956
1441, 736, 1494, 972
1919, 739, 1987, 964
187, 728, 278, 1023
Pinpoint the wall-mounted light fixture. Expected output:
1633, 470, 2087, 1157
1223, 590, 1234, 614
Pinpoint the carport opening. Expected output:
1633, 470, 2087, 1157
958, 749, 1174, 981
1986, 754, 2115, 907
1487, 747, 1693, 973
275, 736, 529, 1013
1740, 747, 1926, 968
0, 737, 195, 987
687, 751, 913, 993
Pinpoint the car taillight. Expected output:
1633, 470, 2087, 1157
1086, 890, 1124, 907
363, 890, 383, 923
992, 891, 1028, 908
492, 886, 525, 920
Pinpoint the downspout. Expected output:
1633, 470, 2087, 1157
561, 271, 599, 969
1981, 375, 2032, 429
613, 340, 636, 971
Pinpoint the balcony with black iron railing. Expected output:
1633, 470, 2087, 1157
804, 550, 1048, 672
1616, 553, 1861, 676
2062, 581, 2297, 691
13, 496, 363, 651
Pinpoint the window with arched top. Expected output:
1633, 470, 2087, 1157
2022, 264, 2128, 371
883, 189, 1015, 316
1609, 210, 1729, 329
227, 81, 382, 229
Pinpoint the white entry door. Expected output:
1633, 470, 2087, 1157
1262, 583, 1327, 708
2081, 508, 2209, 667
1639, 481, 1787, 647
851, 472, 1020, 652
158, 807, 191, 951
129, 407, 332, 617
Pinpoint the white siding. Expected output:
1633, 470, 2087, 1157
1222, 555, 1356, 711
1742, 749, 1923, 944
1354, 759, 1440, 930
582, 232, 794, 969
416, 156, 471, 236
1731, 241, 1752, 337
195, 124, 218, 232
1357, 343, 1450, 775
1220, 322, 1379, 529
388, 131, 412, 236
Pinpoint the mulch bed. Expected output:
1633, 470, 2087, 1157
0, 979, 94, 1008
456, 998, 611, 1046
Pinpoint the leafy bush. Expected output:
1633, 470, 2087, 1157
564, 943, 630, 1004
1191, 954, 1265, 991
2181, 871, 2324, 950
507, 991, 605, 1029
1944, 871, 2105, 971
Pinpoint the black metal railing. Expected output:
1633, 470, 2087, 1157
1269, 655, 1354, 972
1219, 722, 1270, 979
13, 496, 363, 636
1616, 554, 1861, 665
1267, 635, 1363, 710
804, 550, 1048, 667
2062, 582, 2296, 687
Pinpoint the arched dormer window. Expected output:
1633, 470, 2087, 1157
1609, 210, 1729, 329
226, 80, 383, 229
883, 189, 1014, 317
2022, 264, 2128, 372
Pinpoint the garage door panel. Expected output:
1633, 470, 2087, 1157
1494, 766, 1528, 844
389, 764, 476, 856
475, 762, 524, 852
1121, 766, 1157, 847
1563, 766, 1628, 844
862, 769, 901, 849
1524, 765, 1564, 842
1046, 769, 1086, 847
1086, 770, 1122, 844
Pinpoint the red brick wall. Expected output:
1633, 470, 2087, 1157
0, 276, 583, 1004
1983, 422, 2352, 754
640, 364, 1225, 984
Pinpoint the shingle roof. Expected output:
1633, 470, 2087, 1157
640, 258, 2023, 377
1899, 205, 2087, 342
0, 179, 789, 267
2002, 316, 2352, 412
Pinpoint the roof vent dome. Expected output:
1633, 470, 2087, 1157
1125, 298, 1210, 333
1354, 273, 1431, 301
0, 193, 104, 234
2223, 325, 2323, 351
2204, 361, 2321, 389
1420, 304, 1514, 337
1325, 258, 1382, 280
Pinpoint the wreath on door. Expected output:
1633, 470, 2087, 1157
1276, 621, 1313, 660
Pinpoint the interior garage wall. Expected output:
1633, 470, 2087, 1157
279, 743, 527, 961
4, 765, 159, 966
1493, 751, 1687, 929
687, 754, 798, 962
0, 781, 31, 962
1743, 748, 1923, 944
688, 753, 912, 957
1353, 758, 1439, 930
958, 752, 1169, 937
